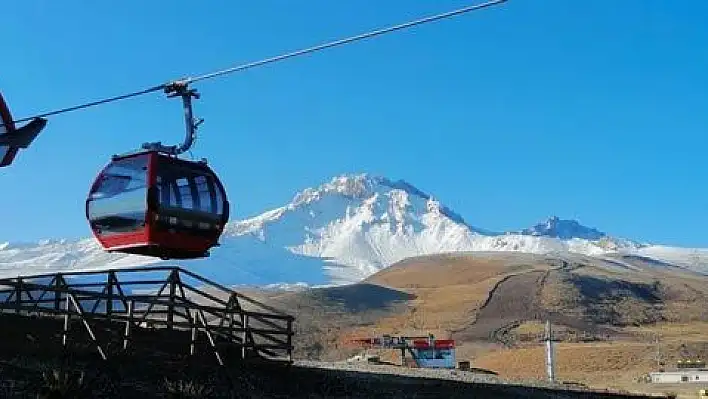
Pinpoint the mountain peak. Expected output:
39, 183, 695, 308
289, 173, 431, 203
290, 173, 378, 206
521, 216, 606, 240
286, 173, 478, 231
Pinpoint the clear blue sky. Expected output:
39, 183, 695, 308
1, 0, 707, 247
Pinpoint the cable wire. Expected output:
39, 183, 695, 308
7, 85, 165, 126
182, 0, 507, 85
1, 0, 507, 129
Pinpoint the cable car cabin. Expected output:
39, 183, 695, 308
86, 151, 229, 259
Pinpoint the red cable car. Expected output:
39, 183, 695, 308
85, 83, 230, 260
86, 151, 229, 259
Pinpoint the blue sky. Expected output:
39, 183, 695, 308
1, 0, 707, 247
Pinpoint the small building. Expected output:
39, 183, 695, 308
650, 370, 708, 384
348, 334, 456, 369
410, 339, 456, 369
650, 359, 708, 383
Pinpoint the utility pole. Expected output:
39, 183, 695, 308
545, 319, 555, 383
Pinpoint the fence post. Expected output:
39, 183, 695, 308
107, 272, 115, 323
167, 269, 177, 330
62, 292, 70, 348
123, 300, 133, 350
242, 314, 249, 359
287, 318, 293, 363
190, 309, 197, 356
15, 277, 22, 314
54, 274, 62, 311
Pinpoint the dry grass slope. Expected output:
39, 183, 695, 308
250, 251, 708, 396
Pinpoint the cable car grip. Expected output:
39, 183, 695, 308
140, 81, 204, 157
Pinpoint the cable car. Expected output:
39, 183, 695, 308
0, 91, 47, 168
85, 151, 230, 260
85, 83, 229, 259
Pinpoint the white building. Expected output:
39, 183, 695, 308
650, 370, 708, 383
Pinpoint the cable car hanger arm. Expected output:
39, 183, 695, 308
137, 82, 201, 156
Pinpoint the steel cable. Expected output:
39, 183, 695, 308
0, 0, 507, 129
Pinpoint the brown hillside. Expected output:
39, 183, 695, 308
360, 252, 558, 337
249, 251, 708, 394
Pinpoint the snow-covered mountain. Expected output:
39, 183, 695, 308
518, 216, 605, 240
1, 173, 707, 286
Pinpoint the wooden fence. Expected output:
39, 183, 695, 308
0, 266, 295, 365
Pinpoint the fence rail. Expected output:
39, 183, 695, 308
0, 266, 295, 365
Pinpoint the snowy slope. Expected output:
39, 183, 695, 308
1, 173, 707, 285
0, 239, 155, 277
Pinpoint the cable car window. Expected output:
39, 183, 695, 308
194, 175, 213, 212
157, 176, 181, 208
156, 176, 168, 206
152, 156, 226, 237
87, 155, 149, 235
214, 179, 224, 215
176, 177, 194, 210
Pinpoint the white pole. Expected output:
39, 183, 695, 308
545, 319, 555, 383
